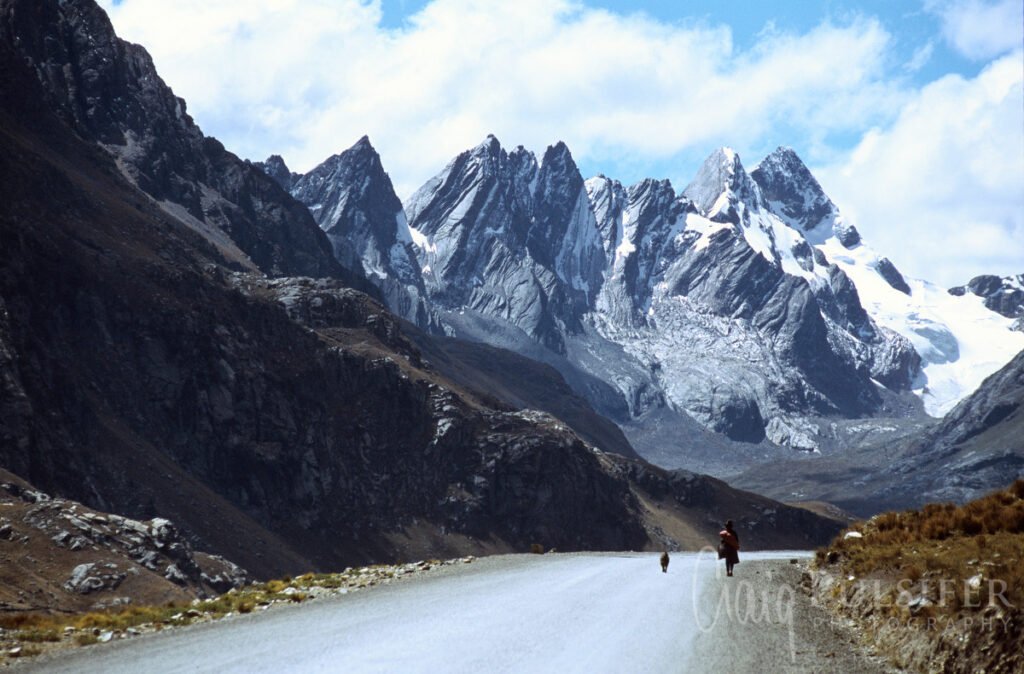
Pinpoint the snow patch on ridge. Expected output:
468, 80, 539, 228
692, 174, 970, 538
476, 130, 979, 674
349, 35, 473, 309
408, 225, 436, 255
683, 213, 732, 251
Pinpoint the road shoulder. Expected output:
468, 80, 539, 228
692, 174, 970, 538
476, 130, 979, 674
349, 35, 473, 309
688, 558, 896, 673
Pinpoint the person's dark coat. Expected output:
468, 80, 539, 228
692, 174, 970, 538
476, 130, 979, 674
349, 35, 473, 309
719, 528, 740, 565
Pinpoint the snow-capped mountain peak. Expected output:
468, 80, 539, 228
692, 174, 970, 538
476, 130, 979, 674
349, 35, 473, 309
682, 147, 762, 223
269, 135, 1024, 460
470, 133, 504, 163
750, 146, 860, 248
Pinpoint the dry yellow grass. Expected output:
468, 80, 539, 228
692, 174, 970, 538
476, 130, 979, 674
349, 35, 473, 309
817, 479, 1024, 613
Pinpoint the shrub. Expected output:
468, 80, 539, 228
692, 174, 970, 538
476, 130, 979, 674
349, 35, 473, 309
0, 614, 58, 631
903, 564, 923, 582
961, 516, 984, 536
922, 519, 950, 540
74, 613, 120, 630
1002, 503, 1024, 533
876, 512, 901, 532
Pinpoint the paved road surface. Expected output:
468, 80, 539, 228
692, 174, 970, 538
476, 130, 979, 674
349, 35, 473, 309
23, 552, 891, 673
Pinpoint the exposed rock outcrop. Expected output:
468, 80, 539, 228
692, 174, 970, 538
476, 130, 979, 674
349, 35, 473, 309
0, 470, 247, 613
949, 274, 1024, 322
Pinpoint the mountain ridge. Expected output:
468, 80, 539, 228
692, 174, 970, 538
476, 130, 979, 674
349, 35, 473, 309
274, 132, 1023, 472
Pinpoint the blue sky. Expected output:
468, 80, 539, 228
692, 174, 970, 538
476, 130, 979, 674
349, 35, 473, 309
100, 0, 1022, 286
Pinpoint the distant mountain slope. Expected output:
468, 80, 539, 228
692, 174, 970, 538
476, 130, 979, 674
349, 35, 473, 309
399, 137, 930, 464
397, 137, 1021, 465
276, 131, 1023, 474
732, 347, 1024, 515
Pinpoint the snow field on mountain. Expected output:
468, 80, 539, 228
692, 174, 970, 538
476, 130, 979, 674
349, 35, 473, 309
818, 236, 1024, 416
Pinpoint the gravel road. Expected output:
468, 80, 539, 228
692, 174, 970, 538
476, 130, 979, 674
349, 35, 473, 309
20, 551, 893, 673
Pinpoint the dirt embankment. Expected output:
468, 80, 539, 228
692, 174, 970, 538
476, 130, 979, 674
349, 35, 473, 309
808, 480, 1024, 672
810, 559, 1022, 673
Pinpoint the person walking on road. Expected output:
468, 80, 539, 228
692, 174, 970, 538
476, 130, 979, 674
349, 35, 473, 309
718, 520, 740, 577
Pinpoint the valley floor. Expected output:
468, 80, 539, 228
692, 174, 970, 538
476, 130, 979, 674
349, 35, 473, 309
18, 553, 893, 674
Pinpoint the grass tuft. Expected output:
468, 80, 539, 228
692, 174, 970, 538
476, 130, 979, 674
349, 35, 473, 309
18, 629, 60, 643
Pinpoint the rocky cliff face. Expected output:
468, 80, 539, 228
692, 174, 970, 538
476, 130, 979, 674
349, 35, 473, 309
405, 136, 605, 353
0, 0, 378, 290
281, 137, 434, 328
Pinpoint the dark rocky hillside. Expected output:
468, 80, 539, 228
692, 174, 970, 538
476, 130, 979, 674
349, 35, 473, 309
0, 88, 643, 573
0, 0, 842, 586
0, 0, 375, 292
402, 328, 642, 461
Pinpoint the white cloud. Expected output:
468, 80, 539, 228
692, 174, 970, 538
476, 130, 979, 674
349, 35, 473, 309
926, 0, 1024, 60
816, 52, 1024, 287
96, 0, 1022, 287
98, 0, 900, 197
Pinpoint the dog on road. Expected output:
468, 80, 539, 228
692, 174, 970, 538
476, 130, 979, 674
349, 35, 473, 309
660, 551, 669, 573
